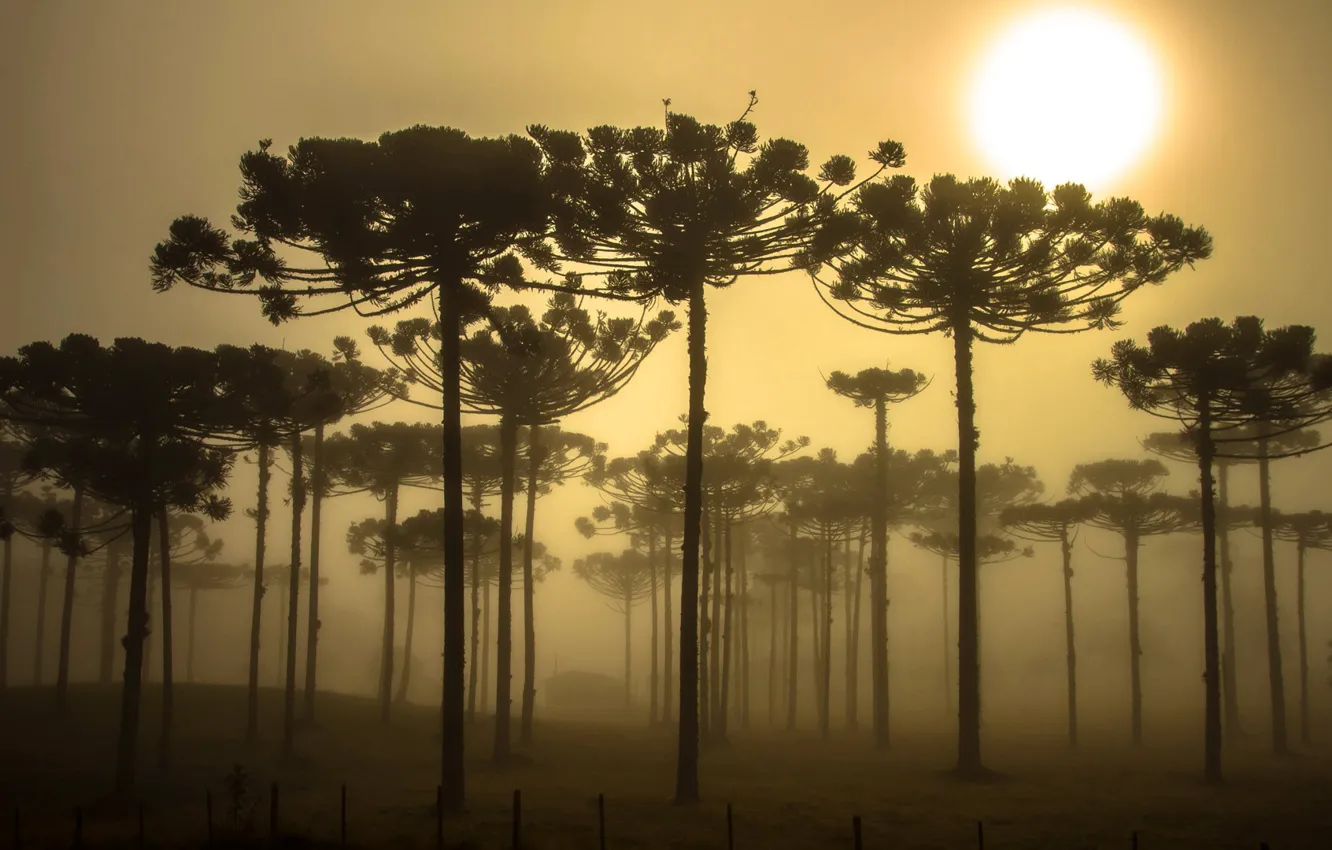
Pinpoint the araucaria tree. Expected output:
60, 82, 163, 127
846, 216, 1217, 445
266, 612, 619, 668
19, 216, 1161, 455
531, 94, 903, 802
1270, 511, 1332, 746
808, 173, 1211, 776
1068, 459, 1195, 747
151, 126, 578, 811
1093, 315, 1332, 782
574, 548, 657, 709
826, 364, 927, 748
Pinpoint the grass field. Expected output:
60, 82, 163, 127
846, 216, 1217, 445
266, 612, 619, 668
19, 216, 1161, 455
2, 684, 1330, 849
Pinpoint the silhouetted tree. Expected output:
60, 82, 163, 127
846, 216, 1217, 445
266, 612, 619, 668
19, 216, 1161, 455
809, 172, 1211, 776
575, 548, 656, 708
530, 95, 903, 802
826, 364, 927, 746
1092, 315, 1332, 781
1271, 511, 1332, 746
0, 432, 23, 690
1000, 499, 1096, 745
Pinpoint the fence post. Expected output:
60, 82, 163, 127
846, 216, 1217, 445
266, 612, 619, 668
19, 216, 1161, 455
598, 793, 606, 850
340, 784, 347, 846
269, 782, 279, 838
512, 789, 522, 850
73, 806, 83, 849
435, 785, 443, 849
853, 815, 862, 850
726, 803, 734, 850
977, 820, 984, 850
1131, 830, 1138, 850
206, 790, 213, 846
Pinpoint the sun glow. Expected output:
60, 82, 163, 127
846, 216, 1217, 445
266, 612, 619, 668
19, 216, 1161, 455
968, 6, 1164, 190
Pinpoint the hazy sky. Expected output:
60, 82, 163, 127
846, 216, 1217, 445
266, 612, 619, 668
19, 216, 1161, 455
4, 0, 1332, 687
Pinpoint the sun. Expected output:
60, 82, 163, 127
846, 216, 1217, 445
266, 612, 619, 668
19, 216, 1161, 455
967, 6, 1164, 190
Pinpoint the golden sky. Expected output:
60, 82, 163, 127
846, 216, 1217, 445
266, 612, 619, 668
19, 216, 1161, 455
5, 0, 1332, 689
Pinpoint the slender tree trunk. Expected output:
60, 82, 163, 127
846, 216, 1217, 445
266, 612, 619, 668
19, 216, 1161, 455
821, 529, 833, 742
520, 423, 541, 746
157, 507, 175, 770
115, 501, 154, 795
283, 434, 304, 756
648, 531, 659, 726
276, 580, 286, 687
623, 588, 633, 710
1197, 416, 1223, 783
952, 319, 983, 776
710, 508, 723, 730
99, 541, 123, 685
739, 525, 750, 730
0, 477, 12, 690
186, 586, 198, 684
494, 416, 517, 761
718, 519, 734, 741
468, 536, 481, 722
55, 485, 86, 716
247, 443, 271, 745
482, 580, 491, 713
303, 421, 325, 724
143, 561, 154, 682
397, 568, 417, 704
768, 578, 778, 726
785, 519, 800, 731
1059, 530, 1078, 747
663, 523, 675, 724
1296, 541, 1309, 747
942, 554, 951, 716
439, 283, 468, 813
1126, 529, 1143, 746
380, 484, 398, 726
870, 398, 889, 747
810, 574, 823, 732
843, 532, 855, 730
699, 500, 712, 743
1256, 434, 1288, 755
34, 542, 51, 685
1218, 462, 1243, 742
673, 276, 706, 805
850, 527, 865, 733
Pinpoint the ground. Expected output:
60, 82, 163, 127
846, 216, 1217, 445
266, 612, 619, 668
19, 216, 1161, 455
2, 684, 1330, 848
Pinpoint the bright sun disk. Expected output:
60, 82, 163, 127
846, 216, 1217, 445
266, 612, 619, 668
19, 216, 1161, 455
968, 6, 1164, 190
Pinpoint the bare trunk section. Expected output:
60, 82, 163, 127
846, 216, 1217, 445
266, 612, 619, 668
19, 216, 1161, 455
1296, 541, 1309, 746
673, 277, 706, 805
820, 529, 832, 742
115, 502, 154, 795
186, 586, 198, 684
519, 424, 541, 745
952, 319, 983, 775
1198, 415, 1223, 783
648, 531, 659, 726
379, 484, 399, 726
663, 524, 674, 724
785, 519, 799, 731
247, 443, 271, 745
99, 541, 123, 684
1217, 463, 1242, 742
710, 509, 723, 731
768, 577, 778, 726
941, 554, 951, 715
870, 399, 889, 747
55, 485, 86, 716
623, 585, 633, 709
0, 478, 12, 689
34, 542, 51, 685
1126, 529, 1143, 746
396, 568, 417, 704
739, 525, 750, 730
439, 282, 468, 813
1061, 531, 1078, 747
283, 434, 304, 756
699, 501, 712, 743
493, 416, 517, 761
718, 519, 734, 742
1256, 435, 1288, 755
157, 507, 175, 770
303, 422, 325, 724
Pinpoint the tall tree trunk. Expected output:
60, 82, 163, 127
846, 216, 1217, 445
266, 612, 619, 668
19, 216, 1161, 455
710, 507, 723, 730
663, 523, 674, 724
849, 528, 865, 733
870, 398, 889, 747
785, 519, 799, 731
821, 529, 833, 742
34, 542, 51, 685
843, 532, 854, 730
941, 554, 951, 715
481, 580, 491, 713
276, 580, 286, 687
623, 586, 633, 710
648, 530, 659, 726
0, 529, 12, 690
1197, 415, 1223, 783
247, 443, 271, 745
673, 276, 706, 805
520, 423, 541, 746
468, 536, 481, 722
99, 541, 123, 685
1256, 433, 1288, 755
718, 519, 734, 741
1296, 541, 1309, 747
55, 485, 86, 716
1126, 529, 1143, 746
1061, 529, 1078, 747
303, 421, 325, 724
397, 568, 417, 704
699, 500, 712, 743
186, 586, 198, 684
157, 507, 175, 770
739, 525, 751, 730
810, 574, 823, 733
439, 283, 468, 813
143, 560, 154, 682
380, 484, 399, 726
284, 433, 304, 757
768, 578, 778, 726
1218, 462, 1243, 742
952, 319, 983, 776
494, 416, 517, 761
114, 502, 154, 795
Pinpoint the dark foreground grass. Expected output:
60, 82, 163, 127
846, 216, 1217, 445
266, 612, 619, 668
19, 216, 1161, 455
1, 684, 1330, 849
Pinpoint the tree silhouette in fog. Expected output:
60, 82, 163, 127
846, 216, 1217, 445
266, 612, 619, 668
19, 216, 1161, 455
152, 127, 578, 810
0, 431, 24, 690
826, 364, 928, 747
575, 548, 657, 709
324, 422, 443, 725
1093, 314, 1332, 782
1000, 498, 1097, 746
0, 336, 239, 794
1068, 458, 1194, 748
530, 94, 903, 802
1270, 510, 1332, 746
808, 172, 1212, 777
